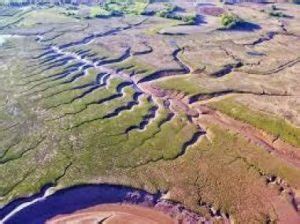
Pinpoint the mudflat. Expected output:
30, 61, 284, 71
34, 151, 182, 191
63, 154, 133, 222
47, 204, 175, 224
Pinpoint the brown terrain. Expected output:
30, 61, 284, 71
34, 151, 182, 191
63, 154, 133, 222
47, 204, 175, 224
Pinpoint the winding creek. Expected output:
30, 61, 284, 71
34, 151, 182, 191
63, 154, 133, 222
0, 30, 221, 224
1, 3, 300, 223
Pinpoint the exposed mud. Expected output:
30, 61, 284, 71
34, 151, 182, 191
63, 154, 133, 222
47, 204, 175, 224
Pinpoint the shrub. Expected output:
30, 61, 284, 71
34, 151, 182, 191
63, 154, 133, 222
220, 13, 242, 29
182, 15, 197, 25
156, 4, 177, 17
156, 4, 197, 25
90, 6, 111, 18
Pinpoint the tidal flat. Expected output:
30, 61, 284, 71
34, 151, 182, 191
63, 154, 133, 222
0, 0, 300, 223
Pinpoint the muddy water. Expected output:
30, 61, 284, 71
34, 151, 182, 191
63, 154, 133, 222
0, 184, 213, 224
0, 184, 161, 224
